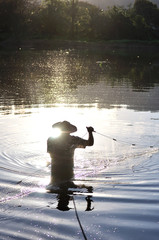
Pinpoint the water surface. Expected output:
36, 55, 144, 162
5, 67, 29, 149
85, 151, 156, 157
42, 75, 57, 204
0, 47, 159, 240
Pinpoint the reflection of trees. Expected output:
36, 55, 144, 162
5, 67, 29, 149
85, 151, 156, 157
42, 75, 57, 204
129, 66, 154, 91
95, 53, 159, 91
0, 50, 99, 107
111, 61, 159, 91
0, 48, 159, 110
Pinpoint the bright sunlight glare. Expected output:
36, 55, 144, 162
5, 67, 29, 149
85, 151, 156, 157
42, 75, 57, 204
51, 128, 62, 138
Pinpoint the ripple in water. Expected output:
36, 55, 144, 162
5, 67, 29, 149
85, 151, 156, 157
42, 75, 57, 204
0, 107, 159, 240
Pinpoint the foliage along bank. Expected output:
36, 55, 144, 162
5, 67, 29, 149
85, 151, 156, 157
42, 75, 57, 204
0, 0, 159, 42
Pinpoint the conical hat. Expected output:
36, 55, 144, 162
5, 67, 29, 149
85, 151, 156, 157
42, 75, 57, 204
52, 121, 77, 133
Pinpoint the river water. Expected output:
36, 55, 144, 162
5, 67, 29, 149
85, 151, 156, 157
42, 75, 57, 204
0, 45, 159, 240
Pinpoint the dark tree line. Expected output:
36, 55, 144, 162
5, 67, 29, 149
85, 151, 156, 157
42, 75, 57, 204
0, 0, 159, 41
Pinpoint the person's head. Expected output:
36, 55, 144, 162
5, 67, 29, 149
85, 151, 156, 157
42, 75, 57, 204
52, 121, 77, 135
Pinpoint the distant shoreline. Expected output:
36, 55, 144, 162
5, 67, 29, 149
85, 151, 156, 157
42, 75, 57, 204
1, 38, 159, 54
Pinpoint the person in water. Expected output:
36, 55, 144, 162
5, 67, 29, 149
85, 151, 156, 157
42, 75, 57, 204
47, 121, 94, 184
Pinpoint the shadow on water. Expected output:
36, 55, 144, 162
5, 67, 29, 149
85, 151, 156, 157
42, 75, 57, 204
47, 181, 94, 212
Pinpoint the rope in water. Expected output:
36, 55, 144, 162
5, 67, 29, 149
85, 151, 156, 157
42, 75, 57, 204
94, 131, 155, 149
72, 196, 88, 240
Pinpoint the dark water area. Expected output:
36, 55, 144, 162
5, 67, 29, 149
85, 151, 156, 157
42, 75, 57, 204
0, 44, 159, 112
0, 44, 159, 240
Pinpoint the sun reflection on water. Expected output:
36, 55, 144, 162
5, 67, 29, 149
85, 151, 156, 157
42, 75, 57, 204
2, 104, 158, 182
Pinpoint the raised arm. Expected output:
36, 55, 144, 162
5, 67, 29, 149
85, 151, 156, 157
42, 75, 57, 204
86, 127, 94, 146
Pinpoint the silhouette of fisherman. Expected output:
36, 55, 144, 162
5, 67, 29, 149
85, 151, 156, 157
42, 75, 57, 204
47, 121, 94, 185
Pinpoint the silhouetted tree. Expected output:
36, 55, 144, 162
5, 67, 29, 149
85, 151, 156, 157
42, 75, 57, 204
133, 0, 159, 39
134, 0, 158, 25
0, 0, 159, 42
40, 0, 68, 37
73, 2, 101, 39
68, 0, 79, 39
0, 0, 29, 39
102, 6, 134, 40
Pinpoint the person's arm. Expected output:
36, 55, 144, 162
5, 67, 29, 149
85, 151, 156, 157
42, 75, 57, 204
74, 127, 94, 148
86, 127, 94, 146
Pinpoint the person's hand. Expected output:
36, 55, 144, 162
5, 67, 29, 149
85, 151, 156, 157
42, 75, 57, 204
86, 127, 94, 133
